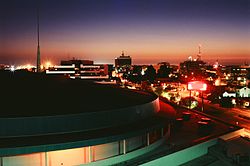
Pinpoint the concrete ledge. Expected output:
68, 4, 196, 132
139, 128, 244, 166
82, 134, 167, 166
140, 138, 218, 166
219, 128, 245, 140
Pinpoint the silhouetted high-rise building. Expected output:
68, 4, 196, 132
180, 59, 206, 76
115, 51, 132, 67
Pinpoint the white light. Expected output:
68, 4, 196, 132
127, 86, 136, 89
81, 65, 100, 68
10, 66, 15, 72
188, 56, 192, 61
141, 70, 145, 75
80, 75, 109, 79
232, 99, 236, 105
162, 83, 167, 89
54, 64, 75, 68
46, 70, 75, 74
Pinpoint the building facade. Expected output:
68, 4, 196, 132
115, 51, 132, 67
46, 59, 112, 80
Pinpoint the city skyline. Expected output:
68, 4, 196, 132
1, 0, 249, 65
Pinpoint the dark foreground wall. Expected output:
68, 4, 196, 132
0, 98, 159, 137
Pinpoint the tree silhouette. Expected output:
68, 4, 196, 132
157, 64, 172, 78
145, 65, 156, 83
127, 65, 142, 83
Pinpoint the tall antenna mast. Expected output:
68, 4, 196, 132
199, 44, 201, 55
36, 3, 41, 72
197, 44, 201, 60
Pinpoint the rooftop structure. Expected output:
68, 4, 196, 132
115, 51, 132, 67
0, 72, 168, 165
182, 130, 250, 166
61, 59, 93, 67
46, 59, 111, 80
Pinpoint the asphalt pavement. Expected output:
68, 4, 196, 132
195, 97, 250, 130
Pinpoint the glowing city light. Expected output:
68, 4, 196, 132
26, 64, 31, 70
10, 65, 15, 72
45, 61, 52, 68
16, 64, 36, 71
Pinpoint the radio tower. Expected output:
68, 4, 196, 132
197, 44, 202, 60
36, 5, 41, 72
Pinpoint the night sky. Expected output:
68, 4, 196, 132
0, 0, 249, 65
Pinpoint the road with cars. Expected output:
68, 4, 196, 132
194, 97, 250, 130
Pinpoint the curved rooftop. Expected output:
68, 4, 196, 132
0, 71, 156, 117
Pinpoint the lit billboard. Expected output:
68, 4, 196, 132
188, 81, 207, 91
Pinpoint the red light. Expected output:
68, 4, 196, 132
188, 81, 207, 91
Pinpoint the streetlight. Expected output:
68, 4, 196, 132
10, 65, 15, 72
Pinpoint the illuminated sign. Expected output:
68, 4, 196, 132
188, 81, 207, 91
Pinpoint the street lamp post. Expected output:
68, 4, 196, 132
201, 91, 204, 112
189, 89, 192, 109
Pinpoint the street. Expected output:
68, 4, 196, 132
195, 97, 250, 130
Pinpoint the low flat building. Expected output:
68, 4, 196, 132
46, 59, 111, 80
239, 87, 250, 98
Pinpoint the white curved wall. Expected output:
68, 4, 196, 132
1, 126, 168, 166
